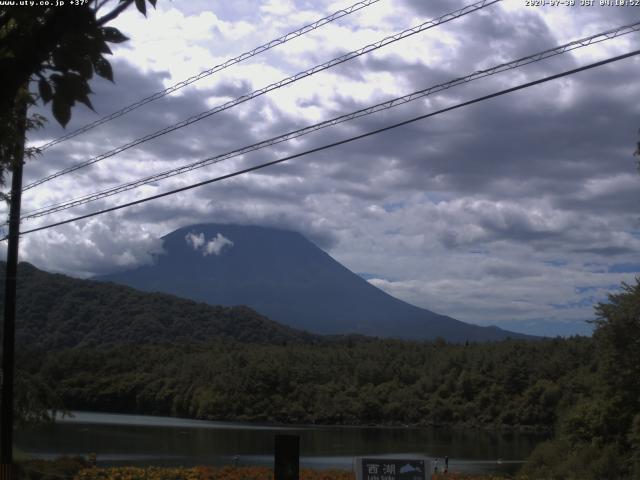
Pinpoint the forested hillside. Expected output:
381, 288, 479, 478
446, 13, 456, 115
0, 262, 320, 349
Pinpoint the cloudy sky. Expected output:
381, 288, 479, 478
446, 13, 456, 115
4, 0, 640, 336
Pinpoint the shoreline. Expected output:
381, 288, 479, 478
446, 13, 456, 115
57, 409, 553, 435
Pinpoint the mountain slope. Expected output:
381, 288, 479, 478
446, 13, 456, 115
97, 224, 529, 341
0, 262, 319, 350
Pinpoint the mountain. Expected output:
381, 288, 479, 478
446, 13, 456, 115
96, 223, 530, 342
0, 262, 320, 350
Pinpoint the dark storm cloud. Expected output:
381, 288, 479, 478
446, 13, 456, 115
110, 184, 341, 250
559, 4, 640, 28
30, 0, 628, 225
331, 6, 563, 88
319, 52, 640, 203
24, 59, 280, 194
573, 245, 637, 256
249, 38, 639, 261
29, 38, 638, 251
403, 0, 470, 17
405, 0, 639, 29
403, 0, 565, 69
28, 61, 172, 143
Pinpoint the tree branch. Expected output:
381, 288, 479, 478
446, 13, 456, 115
93, 0, 112, 14
0, 10, 19, 38
0, 12, 10, 32
97, 0, 134, 26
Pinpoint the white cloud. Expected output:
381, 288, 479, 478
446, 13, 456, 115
8, 218, 164, 278
185, 232, 205, 250
203, 233, 234, 256
185, 232, 233, 256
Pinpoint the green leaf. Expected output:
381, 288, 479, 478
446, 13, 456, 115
148, 0, 157, 6
78, 56, 93, 79
51, 74, 75, 104
52, 96, 71, 127
93, 57, 113, 82
38, 79, 53, 104
98, 42, 112, 55
77, 93, 94, 111
52, 48, 72, 71
101, 27, 129, 44
135, 0, 146, 16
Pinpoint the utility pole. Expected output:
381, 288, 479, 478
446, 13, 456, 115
0, 94, 27, 480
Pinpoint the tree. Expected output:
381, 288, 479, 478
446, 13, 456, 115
522, 279, 640, 479
0, 90, 44, 202
1, 0, 157, 123
559, 281, 640, 475
593, 280, 640, 412
0, 0, 158, 184
0, 2, 159, 475
14, 370, 63, 427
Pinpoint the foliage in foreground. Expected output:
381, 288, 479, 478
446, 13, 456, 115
15, 456, 91, 480
17, 463, 511, 480
0, 0, 157, 125
519, 280, 640, 479
75, 466, 352, 480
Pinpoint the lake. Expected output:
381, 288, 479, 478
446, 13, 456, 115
16, 411, 546, 475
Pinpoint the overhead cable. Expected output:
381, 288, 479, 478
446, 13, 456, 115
23, 0, 501, 191
20, 20, 640, 221
13, 48, 640, 239
36, 0, 384, 151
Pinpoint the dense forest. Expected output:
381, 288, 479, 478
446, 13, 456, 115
23, 337, 592, 429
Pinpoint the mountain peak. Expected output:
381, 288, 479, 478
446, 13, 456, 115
97, 223, 531, 342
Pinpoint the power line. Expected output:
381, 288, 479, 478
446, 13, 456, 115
36, 0, 384, 151
26, 0, 498, 190
14, 49, 640, 239
20, 21, 640, 221
23, 0, 501, 192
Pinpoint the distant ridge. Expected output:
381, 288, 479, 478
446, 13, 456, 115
96, 223, 532, 342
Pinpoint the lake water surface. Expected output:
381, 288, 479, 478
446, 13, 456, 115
17, 411, 546, 475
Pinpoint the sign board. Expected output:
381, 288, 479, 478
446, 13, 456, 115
355, 458, 429, 480
274, 434, 299, 480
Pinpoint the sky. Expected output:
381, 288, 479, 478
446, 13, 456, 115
4, 0, 640, 336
